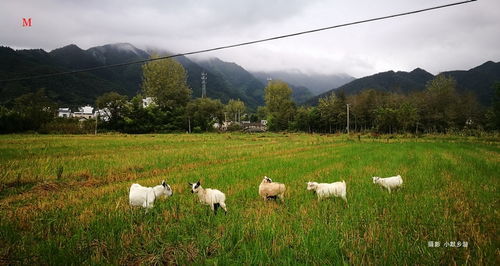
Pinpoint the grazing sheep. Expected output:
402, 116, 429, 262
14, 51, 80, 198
129, 180, 173, 208
258, 176, 286, 201
189, 181, 227, 215
372, 175, 403, 193
306, 181, 348, 204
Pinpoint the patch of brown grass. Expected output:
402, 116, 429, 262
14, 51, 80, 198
162, 242, 199, 265
440, 171, 491, 264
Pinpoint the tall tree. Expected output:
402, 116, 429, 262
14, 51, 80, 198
186, 98, 224, 131
13, 88, 56, 130
292, 106, 320, 133
264, 80, 295, 131
225, 99, 245, 122
397, 102, 419, 133
256, 106, 267, 121
318, 94, 337, 133
317, 92, 347, 133
141, 55, 192, 111
492, 82, 500, 130
420, 75, 459, 132
95, 92, 128, 129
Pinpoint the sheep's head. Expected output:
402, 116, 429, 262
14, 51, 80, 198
161, 180, 173, 197
372, 177, 380, 184
188, 181, 201, 193
262, 176, 273, 184
306, 182, 318, 191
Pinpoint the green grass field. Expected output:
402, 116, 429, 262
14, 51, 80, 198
0, 133, 498, 265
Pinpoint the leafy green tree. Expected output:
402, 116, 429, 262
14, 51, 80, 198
95, 92, 128, 129
249, 114, 259, 123
491, 82, 500, 130
225, 99, 246, 122
374, 106, 398, 133
119, 95, 180, 133
397, 102, 419, 133
318, 94, 336, 133
186, 98, 224, 131
456, 92, 482, 130
141, 55, 192, 111
256, 106, 267, 121
292, 106, 320, 133
13, 88, 56, 130
0, 106, 24, 133
420, 75, 459, 132
264, 80, 295, 131
349, 89, 384, 131
317, 92, 347, 133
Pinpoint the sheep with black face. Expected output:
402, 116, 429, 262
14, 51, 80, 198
189, 181, 227, 215
258, 176, 286, 201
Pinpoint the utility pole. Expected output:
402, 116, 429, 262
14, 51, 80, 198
94, 111, 98, 135
346, 104, 350, 134
201, 72, 207, 98
267, 77, 272, 85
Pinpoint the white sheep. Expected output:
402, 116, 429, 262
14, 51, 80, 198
258, 176, 286, 201
306, 181, 347, 204
129, 180, 173, 208
189, 181, 227, 215
372, 175, 403, 193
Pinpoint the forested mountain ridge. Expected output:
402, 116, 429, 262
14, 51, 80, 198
307, 62, 500, 106
1, 43, 498, 109
0, 44, 267, 109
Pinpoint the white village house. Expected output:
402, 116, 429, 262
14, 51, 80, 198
58, 97, 153, 121
142, 97, 155, 108
57, 108, 72, 118
58, 105, 102, 121
72, 105, 94, 120
215, 120, 267, 132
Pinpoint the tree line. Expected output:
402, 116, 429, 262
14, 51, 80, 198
1, 56, 499, 134
270, 76, 500, 134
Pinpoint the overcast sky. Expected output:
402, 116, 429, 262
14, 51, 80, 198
1, 0, 499, 77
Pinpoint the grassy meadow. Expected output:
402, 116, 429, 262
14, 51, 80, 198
0, 133, 498, 265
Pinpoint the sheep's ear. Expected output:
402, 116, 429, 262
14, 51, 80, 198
162, 180, 166, 187
196, 181, 200, 186
188, 182, 193, 186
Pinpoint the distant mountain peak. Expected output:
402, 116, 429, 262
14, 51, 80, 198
50, 44, 83, 53
410, 67, 428, 74
470, 60, 498, 72
409, 68, 433, 79
91, 43, 142, 56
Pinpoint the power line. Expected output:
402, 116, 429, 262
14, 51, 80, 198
0, 0, 477, 83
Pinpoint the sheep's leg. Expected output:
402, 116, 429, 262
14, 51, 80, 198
278, 194, 285, 202
387, 187, 391, 194
219, 202, 227, 215
214, 203, 222, 215
342, 196, 348, 208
